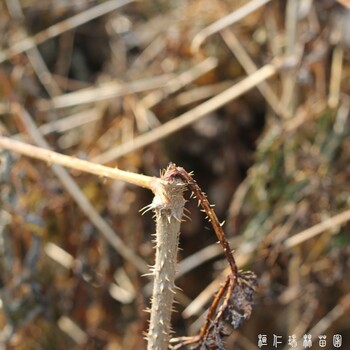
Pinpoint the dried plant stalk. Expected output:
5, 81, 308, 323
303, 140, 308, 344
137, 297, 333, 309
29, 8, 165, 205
0, 132, 256, 349
0, 136, 153, 190
147, 165, 186, 350
170, 167, 257, 350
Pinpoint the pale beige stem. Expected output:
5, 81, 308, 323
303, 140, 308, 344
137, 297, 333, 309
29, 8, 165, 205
147, 177, 186, 350
0, 136, 153, 190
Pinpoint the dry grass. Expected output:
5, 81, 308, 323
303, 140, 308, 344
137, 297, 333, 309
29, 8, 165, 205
0, 0, 350, 349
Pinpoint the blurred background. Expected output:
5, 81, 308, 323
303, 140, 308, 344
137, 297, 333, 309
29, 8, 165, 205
0, 0, 349, 349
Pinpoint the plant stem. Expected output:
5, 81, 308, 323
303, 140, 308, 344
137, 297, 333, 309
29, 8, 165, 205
0, 136, 154, 190
0, 135, 188, 348
147, 167, 186, 350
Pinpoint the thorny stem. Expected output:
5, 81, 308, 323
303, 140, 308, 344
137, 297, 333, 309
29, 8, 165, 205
170, 275, 234, 350
0, 134, 247, 349
170, 166, 241, 350
147, 165, 186, 350
198, 276, 232, 339
0, 138, 187, 350
174, 167, 238, 277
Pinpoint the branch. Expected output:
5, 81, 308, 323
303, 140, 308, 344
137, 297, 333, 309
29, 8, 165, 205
0, 136, 154, 190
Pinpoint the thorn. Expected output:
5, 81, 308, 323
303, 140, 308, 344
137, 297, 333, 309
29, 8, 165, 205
220, 220, 226, 227
182, 214, 192, 222
140, 204, 154, 215
173, 214, 182, 222
184, 207, 191, 215
141, 272, 154, 277
174, 285, 183, 291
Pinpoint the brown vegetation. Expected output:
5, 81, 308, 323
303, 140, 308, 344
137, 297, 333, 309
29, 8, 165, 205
0, 0, 350, 349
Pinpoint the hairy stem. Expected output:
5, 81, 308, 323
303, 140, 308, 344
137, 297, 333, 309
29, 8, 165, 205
147, 167, 186, 350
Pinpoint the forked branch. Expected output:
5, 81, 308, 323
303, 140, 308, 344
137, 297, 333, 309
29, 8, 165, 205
0, 135, 257, 349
